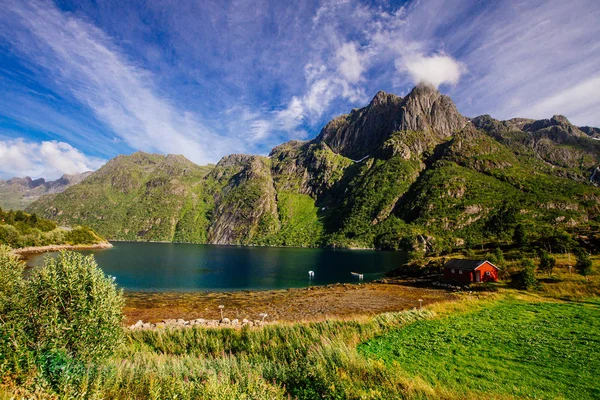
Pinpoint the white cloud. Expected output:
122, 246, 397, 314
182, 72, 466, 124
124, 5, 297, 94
404, 54, 464, 88
249, 120, 272, 141
275, 97, 305, 131
421, 0, 600, 126
3, 0, 238, 165
0, 139, 105, 180
336, 42, 364, 83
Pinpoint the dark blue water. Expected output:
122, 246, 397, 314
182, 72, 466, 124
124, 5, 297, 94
26, 242, 407, 292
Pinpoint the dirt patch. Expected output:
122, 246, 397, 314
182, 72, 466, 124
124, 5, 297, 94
123, 281, 457, 325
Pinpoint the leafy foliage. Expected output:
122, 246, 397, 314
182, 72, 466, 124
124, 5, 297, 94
0, 208, 104, 248
26, 251, 124, 362
538, 250, 556, 277
510, 259, 539, 290
575, 248, 593, 279
0, 248, 124, 391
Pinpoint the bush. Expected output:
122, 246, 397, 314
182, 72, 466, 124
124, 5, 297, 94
26, 251, 124, 363
538, 250, 556, 277
0, 224, 21, 247
64, 226, 101, 245
574, 248, 593, 281
510, 259, 539, 290
0, 246, 31, 375
0, 247, 124, 389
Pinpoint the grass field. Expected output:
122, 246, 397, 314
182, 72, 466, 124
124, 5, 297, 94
2, 248, 599, 399
359, 298, 600, 399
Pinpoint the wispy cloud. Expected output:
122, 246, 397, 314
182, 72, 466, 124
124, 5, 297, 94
428, 0, 600, 125
2, 0, 239, 165
0, 0, 599, 178
0, 138, 104, 180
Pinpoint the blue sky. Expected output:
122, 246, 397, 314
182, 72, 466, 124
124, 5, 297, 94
1, 0, 599, 179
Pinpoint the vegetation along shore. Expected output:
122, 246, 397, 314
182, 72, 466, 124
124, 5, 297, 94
0, 245, 598, 399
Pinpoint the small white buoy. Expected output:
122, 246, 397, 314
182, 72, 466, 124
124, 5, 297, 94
308, 271, 314, 277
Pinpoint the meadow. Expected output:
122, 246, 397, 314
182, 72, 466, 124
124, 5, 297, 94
0, 247, 598, 399
359, 298, 600, 399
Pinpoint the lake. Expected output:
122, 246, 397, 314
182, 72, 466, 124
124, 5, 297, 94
26, 241, 407, 292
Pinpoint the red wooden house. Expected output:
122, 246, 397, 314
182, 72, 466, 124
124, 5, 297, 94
443, 259, 499, 284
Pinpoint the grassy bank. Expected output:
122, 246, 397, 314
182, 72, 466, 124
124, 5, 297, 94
1, 248, 599, 399
6, 292, 599, 399
360, 297, 600, 399
2, 308, 438, 399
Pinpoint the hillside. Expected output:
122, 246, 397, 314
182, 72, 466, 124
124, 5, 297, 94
0, 208, 105, 248
27, 84, 600, 252
0, 172, 92, 210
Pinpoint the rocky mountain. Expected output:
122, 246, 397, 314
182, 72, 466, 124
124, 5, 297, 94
0, 172, 92, 210
27, 84, 600, 252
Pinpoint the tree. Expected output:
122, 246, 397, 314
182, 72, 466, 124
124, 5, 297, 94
574, 248, 593, 281
538, 250, 556, 277
510, 259, 538, 290
494, 247, 506, 269
14, 210, 25, 222
486, 202, 519, 238
512, 223, 528, 248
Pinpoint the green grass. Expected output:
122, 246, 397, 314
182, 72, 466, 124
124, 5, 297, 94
359, 299, 600, 399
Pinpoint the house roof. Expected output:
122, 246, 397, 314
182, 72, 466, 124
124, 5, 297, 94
444, 259, 498, 271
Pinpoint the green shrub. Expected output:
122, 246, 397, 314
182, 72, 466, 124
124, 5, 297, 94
0, 246, 32, 375
0, 224, 21, 247
64, 226, 101, 245
510, 259, 539, 290
538, 250, 556, 277
26, 251, 124, 363
574, 248, 593, 281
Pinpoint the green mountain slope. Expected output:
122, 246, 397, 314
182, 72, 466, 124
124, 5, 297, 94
27, 84, 600, 252
29, 152, 214, 242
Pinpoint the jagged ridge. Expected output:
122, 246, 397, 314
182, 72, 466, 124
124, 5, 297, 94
25, 86, 600, 251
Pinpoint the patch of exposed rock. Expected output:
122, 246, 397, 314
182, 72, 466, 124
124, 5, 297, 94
129, 317, 271, 330
316, 84, 467, 160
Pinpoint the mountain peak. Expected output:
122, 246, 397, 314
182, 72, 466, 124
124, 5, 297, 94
316, 85, 466, 160
410, 82, 440, 95
370, 90, 402, 106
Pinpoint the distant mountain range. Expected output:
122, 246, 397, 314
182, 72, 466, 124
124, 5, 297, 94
0, 172, 92, 210
22, 84, 600, 251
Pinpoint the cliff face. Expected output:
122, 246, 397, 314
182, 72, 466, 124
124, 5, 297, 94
26, 86, 600, 251
207, 155, 280, 245
316, 84, 467, 160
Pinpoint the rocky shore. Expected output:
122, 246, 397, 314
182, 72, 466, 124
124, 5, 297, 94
129, 317, 270, 330
12, 242, 113, 257
124, 281, 457, 327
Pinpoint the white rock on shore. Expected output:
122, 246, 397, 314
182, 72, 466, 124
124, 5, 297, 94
128, 316, 270, 330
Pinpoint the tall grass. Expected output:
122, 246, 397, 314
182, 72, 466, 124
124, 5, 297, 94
1, 303, 436, 399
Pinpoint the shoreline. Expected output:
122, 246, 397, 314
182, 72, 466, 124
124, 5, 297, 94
107, 239, 385, 251
12, 242, 113, 258
123, 279, 457, 325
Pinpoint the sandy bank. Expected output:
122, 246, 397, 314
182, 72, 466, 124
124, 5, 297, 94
12, 242, 113, 257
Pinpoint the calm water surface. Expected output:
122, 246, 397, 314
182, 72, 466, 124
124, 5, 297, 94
27, 242, 407, 292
